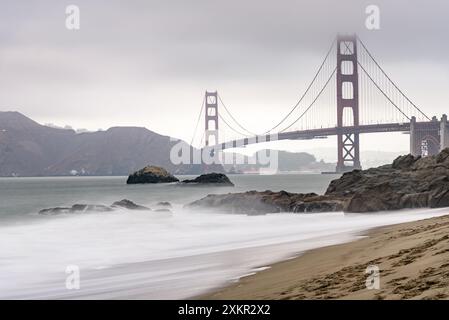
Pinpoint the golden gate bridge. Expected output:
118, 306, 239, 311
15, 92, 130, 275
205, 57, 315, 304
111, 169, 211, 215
190, 34, 448, 173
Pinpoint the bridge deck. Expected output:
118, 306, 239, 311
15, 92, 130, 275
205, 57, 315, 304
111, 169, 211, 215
209, 122, 421, 150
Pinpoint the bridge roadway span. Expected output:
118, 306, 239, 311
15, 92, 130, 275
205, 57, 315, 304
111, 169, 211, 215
208, 122, 429, 151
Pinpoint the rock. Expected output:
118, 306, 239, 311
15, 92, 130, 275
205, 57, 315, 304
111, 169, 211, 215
156, 201, 172, 208
430, 190, 449, 208
400, 192, 430, 209
39, 207, 72, 215
39, 200, 150, 215
111, 199, 150, 210
153, 208, 172, 213
126, 166, 179, 184
345, 194, 389, 213
292, 198, 346, 213
186, 190, 343, 214
39, 204, 113, 215
327, 148, 449, 212
436, 148, 449, 164
187, 148, 449, 214
392, 154, 418, 170
71, 204, 113, 212
181, 173, 234, 186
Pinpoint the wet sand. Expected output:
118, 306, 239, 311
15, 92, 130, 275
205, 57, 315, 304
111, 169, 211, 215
202, 214, 449, 300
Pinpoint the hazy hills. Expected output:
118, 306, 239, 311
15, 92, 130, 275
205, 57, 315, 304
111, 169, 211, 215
0, 111, 215, 177
223, 150, 335, 173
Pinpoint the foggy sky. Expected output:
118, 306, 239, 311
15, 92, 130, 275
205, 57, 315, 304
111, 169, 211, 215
0, 0, 448, 154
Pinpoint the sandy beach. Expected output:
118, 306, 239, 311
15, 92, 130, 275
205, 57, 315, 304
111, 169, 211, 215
202, 214, 449, 300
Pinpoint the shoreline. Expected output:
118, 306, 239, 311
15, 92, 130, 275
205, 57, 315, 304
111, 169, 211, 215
200, 214, 449, 300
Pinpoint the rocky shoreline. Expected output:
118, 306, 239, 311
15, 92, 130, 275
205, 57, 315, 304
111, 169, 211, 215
187, 148, 449, 214
39, 149, 449, 215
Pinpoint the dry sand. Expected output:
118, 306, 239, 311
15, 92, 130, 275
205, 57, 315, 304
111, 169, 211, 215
202, 214, 449, 300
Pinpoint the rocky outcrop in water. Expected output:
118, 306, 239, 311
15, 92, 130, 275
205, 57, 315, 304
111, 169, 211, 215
154, 208, 172, 213
39, 199, 150, 215
126, 166, 179, 184
187, 190, 345, 214
111, 199, 150, 210
181, 173, 234, 186
156, 201, 172, 208
187, 148, 449, 214
39, 204, 114, 215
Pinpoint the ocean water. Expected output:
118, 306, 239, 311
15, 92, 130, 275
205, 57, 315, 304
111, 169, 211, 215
0, 174, 448, 299
0, 174, 336, 221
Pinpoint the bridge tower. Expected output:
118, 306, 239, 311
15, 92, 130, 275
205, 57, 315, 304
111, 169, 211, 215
336, 34, 361, 173
410, 116, 441, 157
204, 91, 219, 146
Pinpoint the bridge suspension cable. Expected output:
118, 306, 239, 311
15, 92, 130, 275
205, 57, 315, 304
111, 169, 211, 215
356, 37, 431, 121
213, 39, 338, 137
263, 38, 337, 134
217, 110, 252, 138
357, 61, 411, 120
217, 94, 258, 136
278, 67, 337, 132
190, 96, 205, 146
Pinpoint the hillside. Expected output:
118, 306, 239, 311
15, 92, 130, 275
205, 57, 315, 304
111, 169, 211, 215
0, 111, 220, 176
223, 150, 335, 173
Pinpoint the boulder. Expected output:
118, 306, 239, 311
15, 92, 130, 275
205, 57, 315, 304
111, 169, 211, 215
153, 208, 172, 213
39, 207, 72, 215
181, 173, 234, 186
39, 204, 113, 215
392, 154, 418, 170
156, 201, 172, 208
126, 166, 179, 184
111, 199, 150, 210
71, 204, 113, 212
39, 200, 149, 215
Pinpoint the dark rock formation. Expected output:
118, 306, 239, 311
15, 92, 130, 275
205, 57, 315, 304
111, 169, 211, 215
154, 208, 172, 213
325, 148, 449, 212
39, 199, 150, 215
156, 201, 172, 208
181, 173, 234, 186
39, 204, 113, 215
126, 166, 179, 184
39, 207, 72, 215
111, 199, 150, 210
187, 148, 449, 214
187, 190, 344, 214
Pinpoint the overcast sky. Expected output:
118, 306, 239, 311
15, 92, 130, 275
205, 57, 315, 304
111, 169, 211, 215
0, 0, 448, 154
